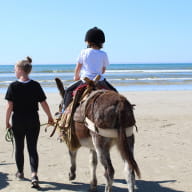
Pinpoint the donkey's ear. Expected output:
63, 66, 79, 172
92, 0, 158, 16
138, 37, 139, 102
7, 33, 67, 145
55, 78, 65, 98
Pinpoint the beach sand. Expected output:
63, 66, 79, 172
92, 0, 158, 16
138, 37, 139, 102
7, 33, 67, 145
0, 91, 192, 192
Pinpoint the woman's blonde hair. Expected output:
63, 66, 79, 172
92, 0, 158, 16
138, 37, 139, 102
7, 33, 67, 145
16, 56, 32, 74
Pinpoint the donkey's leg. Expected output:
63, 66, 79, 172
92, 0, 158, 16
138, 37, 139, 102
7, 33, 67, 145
69, 150, 77, 180
124, 136, 135, 192
124, 161, 135, 192
91, 134, 114, 192
89, 149, 98, 192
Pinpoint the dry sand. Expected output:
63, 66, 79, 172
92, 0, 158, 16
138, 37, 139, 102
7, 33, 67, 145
0, 90, 192, 192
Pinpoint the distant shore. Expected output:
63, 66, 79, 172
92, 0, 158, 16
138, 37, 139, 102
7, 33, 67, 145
0, 90, 192, 192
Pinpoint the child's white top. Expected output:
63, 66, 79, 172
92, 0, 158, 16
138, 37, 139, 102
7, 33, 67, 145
77, 48, 109, 81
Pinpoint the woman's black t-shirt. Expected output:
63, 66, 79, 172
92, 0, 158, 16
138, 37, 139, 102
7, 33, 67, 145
5, 80, 46, 114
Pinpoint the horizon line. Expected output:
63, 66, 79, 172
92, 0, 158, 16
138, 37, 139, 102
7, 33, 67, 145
1, 62, 192, 65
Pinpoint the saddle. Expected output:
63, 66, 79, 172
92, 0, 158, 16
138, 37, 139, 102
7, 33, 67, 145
56, 75, 117, 151
57, 76, 101, 151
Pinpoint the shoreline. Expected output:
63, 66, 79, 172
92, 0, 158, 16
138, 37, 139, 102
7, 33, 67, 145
1, 83, 192, 94
1, 90, 192, 192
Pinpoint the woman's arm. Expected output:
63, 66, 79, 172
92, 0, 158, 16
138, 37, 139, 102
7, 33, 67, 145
40, 100, 54, 125
6, 101, 13, 129
74, 62, 82, 81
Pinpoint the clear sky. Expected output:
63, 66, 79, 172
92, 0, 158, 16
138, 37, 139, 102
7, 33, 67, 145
0, 0, 192, 64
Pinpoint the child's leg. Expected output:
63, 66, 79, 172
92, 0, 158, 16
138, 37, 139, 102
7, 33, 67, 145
98, 79, 118, 92
63, 80, 83, 110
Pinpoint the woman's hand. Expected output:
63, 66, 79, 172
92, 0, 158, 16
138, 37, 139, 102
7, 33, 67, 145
48, 116, 54, 125
6, 122, 12, 129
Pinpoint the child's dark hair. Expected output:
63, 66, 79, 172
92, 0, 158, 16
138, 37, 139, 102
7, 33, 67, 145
85, 27, 105, 48
16, 56, 32, 74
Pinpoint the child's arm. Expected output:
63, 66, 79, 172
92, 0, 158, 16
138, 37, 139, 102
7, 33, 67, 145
40, 101, 54, 125
6, 101, 13, 129
102, 67, 106, 74
74, 62, 82, 81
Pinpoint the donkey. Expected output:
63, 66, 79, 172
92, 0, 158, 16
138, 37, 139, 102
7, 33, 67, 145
54, 78, 140, 192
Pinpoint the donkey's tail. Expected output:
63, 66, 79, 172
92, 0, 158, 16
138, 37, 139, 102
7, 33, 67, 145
117, 101, 141, 178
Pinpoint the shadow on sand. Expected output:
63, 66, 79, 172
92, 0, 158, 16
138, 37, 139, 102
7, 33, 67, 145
114, 179, 185, 192
0, 172, 9, 190
34, 179, 185, 192
0, 162, 15, 190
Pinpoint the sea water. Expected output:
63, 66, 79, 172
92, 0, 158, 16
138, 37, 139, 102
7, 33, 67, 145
1, 63, 192, 93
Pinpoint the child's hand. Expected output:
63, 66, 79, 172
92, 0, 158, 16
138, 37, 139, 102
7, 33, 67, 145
74, 75, 80, 81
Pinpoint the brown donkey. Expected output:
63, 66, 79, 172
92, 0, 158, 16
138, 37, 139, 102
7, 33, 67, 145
54, 78, 140, 192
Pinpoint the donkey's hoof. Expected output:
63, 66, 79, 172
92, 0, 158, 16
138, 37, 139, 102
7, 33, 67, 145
89, 186, 97, 192
69, 173, 76, 180
89, 183, 97, 192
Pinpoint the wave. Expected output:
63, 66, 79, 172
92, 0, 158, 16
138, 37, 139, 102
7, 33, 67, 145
1, 77, 192, 83
0, 80, 12, 84
2, 69, 192, 75
106, 69, 192, 73
108, 77, 192, 81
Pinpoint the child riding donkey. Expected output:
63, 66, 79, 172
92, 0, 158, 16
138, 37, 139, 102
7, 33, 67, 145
62, 27, 117, 114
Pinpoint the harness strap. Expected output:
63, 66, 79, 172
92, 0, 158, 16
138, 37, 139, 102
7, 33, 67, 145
85, 117, 134, 138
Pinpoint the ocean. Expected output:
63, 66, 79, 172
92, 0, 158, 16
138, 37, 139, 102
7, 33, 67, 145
1, 63, 192, 93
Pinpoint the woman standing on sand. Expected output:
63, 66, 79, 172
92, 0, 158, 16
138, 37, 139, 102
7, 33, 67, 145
5, 56, 54, 188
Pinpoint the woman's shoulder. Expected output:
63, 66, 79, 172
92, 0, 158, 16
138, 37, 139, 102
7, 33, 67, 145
9, 80, 20, 87
29, 79, 41, 87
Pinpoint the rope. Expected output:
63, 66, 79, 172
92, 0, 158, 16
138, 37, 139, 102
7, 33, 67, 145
5, 128, 14, 142
5, 128, 14, 156
40, 123, 48, 127
41, 117, 61, 137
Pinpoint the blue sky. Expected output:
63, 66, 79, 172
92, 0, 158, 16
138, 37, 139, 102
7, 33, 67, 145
0, 0, 192, 64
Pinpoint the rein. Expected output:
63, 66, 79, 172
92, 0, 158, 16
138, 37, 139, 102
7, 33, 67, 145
42, 113, 61, 137
5, 128, 14, 142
